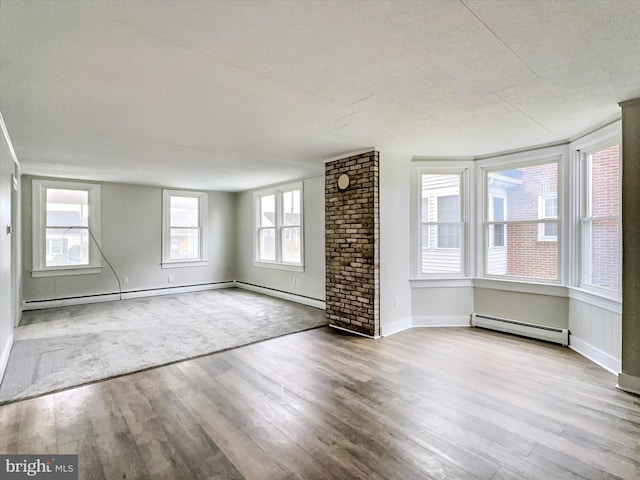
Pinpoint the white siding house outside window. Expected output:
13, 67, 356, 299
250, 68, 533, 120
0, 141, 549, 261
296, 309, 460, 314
255, 182, 303, 270
32, 179, 101, 277
420, 173, 464, 274
162, 190, 208, 267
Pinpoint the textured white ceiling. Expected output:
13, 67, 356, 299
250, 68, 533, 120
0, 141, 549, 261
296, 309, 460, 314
1, 0, 638, 191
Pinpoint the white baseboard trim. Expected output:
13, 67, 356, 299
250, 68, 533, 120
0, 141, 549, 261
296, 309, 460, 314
0, 333, 14, 385
381, 315, 471, 337
121, 282, 234, 300
235, 282, 326, 310
381, 317, 413, 337
329, 323, 380, 339
413, 315, 471, 327
22, 282, 235, 311
569, 335, 620, 375
617, 373, 640, 396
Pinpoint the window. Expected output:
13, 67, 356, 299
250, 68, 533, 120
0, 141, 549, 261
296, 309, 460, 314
255, 183, 303, 269
538, 194, 558, 241
419, 173, 464, 274
484, 161, 559, 281
32, 180, 101, 276
580, 143, 620, 292
162, 190, 208, 267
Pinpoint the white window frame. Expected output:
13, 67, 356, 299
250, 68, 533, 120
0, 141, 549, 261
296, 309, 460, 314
569, 121, 621, 299
32, 179, 102, 277
253, 182, 304, 271
538, 194, 558, 242
412, 163, 470, 279
579, 142, 621, 295
162, 190, 208, 268
480, 153, 562, 284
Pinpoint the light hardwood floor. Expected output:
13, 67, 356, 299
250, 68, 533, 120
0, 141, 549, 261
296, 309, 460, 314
1, 326, 639, 480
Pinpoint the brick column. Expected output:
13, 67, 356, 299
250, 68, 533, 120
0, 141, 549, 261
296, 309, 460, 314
619, 97, 640, 395
325, 151, 380, 337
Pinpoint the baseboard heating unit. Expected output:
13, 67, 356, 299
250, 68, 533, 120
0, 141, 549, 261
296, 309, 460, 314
471, 313, 569, 346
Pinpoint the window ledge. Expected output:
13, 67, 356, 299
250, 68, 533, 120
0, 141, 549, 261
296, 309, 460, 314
161, 261, 208, 269
32, 266, 102, 278
409, 278, 473, 288
254, 261, 304, 273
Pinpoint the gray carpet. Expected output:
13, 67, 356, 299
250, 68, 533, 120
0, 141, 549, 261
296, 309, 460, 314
0, 288, 327, 404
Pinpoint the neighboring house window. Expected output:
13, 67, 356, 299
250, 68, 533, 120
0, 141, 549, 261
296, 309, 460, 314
538, 194, 558, 241
490, 195, 505, 248
32, 179, 101, 277
580, 143, 620, 292
255, 182, 303, 269
419, 172, 464, 274
162, 190, 208, 267
437, 195, 460, 248
484, 161, 559, 281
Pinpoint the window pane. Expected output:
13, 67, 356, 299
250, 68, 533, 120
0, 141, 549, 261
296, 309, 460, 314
437, 195, 460, 223
282, 227, 301, 263
421, 224, 461, 273
260, 195, 275, 227
544, 222, 558, 238
487, 223, 557, 279
493, 197, 504, 221
584, 220, 619, 290
589, 145, 620, 217
420, 174, 463, 274
46, 188, 88, 227
283, 190, 301, 226
259, 228, 276, 261
170, 196, 199, 227
169, 228, 199, 260
544, 197, 557, 218
421, 224, 429, 248
45, 227, 89, 266
489, 163, 557, 222
421, 198, 429, 223
493, 224, 505, 247
437, 223, 460, 248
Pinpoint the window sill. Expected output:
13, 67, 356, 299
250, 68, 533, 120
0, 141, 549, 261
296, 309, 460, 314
409, 278, 473, 288
254, 261, 304, 273
161, 260, 208, 269
32, 266, 102, 278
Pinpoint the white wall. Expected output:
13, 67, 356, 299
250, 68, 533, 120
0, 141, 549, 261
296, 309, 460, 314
474, 287, 568, 329
569, 292, 621, 373
0, 113, 20, 382
379, 152, 412, 335
411, 283, 474, 326
22, 176, 236, 303
235, 174, 325, 301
